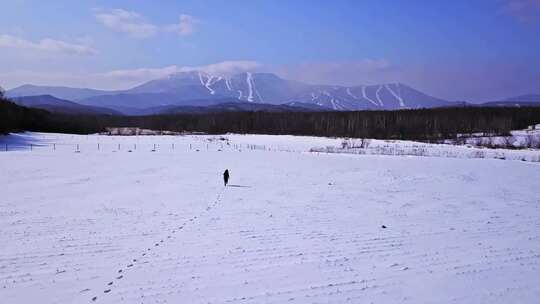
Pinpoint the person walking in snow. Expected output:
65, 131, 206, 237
223, 169, 230, 186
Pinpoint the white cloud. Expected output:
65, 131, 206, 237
0, 61, 262, 90
101, 60, 261, 83
102, 65, 180, 81
95, 9, 199, 38
95, 9, 158, 38
166, 14, 199, 36
0, 34, 97, 55
180, 61, 262, 75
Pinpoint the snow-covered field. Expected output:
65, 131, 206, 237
1, 132, 540, 304
311, 138, 540, 162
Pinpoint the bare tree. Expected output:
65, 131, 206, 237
522, 135, 532, 149
533, 135, 540, 149
500, 136, 511, 149
360, 138, 371, 148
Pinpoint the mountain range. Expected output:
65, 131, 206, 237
5, 71, 540, 115
11, 95, 121, 115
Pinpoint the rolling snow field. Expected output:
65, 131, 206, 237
1, 132, 540, 304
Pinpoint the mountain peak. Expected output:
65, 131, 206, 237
7, 72, 454, 112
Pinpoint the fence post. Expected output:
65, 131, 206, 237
172, 143, 174, 150
134, 144, 137, 150
53, 143, 56, 151
98, 143, 100, 151
118, 143, 120, 151
30, 144, 32, 151
5, 144, 7, 151
77, 144, 80, 152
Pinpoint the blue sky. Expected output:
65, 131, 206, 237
1, 0, 539, 101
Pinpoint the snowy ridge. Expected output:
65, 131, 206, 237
29, 71, 453, 112
346, 87, 358, 100
385, 84, 405, 107
362, 86, 379, 106
204, 74, 217, 95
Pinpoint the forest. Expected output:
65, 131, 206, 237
2, 91, 540, 140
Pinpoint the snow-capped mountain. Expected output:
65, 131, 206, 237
7, 72, 454, 112
122, 71, 452, 110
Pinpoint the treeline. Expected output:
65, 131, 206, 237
2, 92, 540, 140
0, 94, 107, 135
137, 107, 540, 140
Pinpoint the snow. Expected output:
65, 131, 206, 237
246, 72, 254, 102
346, 87, 357, 99
385, 84, 405, 107
375, 85, 384, 106
361, 85, 378, 106
434, 125, 540, 149
1, 132, 540, 304
322, 91, 344, 110
312, 137, 540, 162
199, 73, 216, 95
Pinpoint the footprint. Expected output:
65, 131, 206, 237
104, 289, 111, 293
118, 269, 122, 273
127, 264, 133, 268
108, 282, 113, 286
116, 275, 123, 279
133, 259, 137, 262
92, 296, 97, 301
142, 253, 146, 256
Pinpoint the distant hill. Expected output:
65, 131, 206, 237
481, 94, 540, 107
7, 72, 456, 112
504, 94, 540, 102
12, 95, 120, 115
7, 84, 112, 100
161, 102, 330, 114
